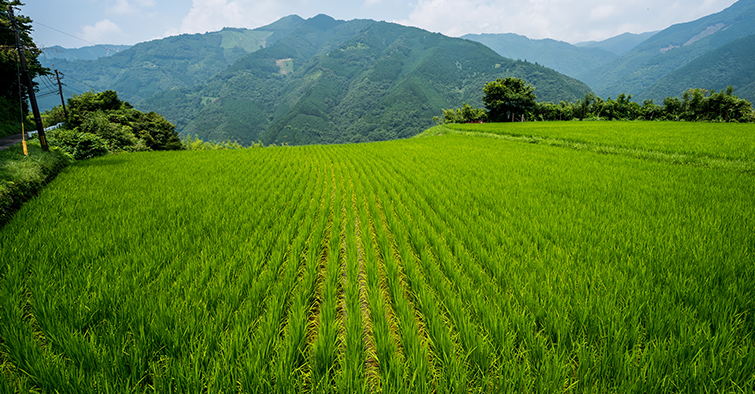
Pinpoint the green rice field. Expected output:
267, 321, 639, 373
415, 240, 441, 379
1, 122, 754, 392
444, 121, 755, 162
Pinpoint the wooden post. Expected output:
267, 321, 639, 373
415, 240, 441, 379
7, 5, 48, 151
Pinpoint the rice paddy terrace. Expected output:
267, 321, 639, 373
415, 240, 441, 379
1, 122, 754, 392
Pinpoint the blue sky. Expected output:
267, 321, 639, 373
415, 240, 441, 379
22, 0, 739, 48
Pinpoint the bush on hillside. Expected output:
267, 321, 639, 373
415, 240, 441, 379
440, 103, 487, 124
44, 90, 183, 154
180, 134, 259, 150
46, 128, 110, 160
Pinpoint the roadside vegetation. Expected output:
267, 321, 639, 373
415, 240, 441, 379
0, 140, 70, 227
40, 90, 183, 159
1, 122, 753, 392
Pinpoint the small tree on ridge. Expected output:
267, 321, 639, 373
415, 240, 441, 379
482, 77, 536, 122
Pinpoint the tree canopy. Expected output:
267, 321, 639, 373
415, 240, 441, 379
0, 0, 49, 137
482, 77, 536, 122
441, 80, 754, 124
44, 90, 183, 159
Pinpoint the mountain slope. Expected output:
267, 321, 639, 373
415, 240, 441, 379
462, 33, 617, 78
42, 45, 133, 61
144, 17, 592, 146
37, 15, 307, 109
580, 0, 755, 98
574, 31, 657, 56
639, 34, 755, 104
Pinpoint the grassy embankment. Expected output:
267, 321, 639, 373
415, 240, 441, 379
1, 122, 753, 392
0, 141, 71, 228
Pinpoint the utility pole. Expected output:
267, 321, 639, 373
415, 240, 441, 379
7, 5, 48, 151
54, 69, 68, 119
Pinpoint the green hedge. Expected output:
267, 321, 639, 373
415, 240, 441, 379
0, 141, 72, 228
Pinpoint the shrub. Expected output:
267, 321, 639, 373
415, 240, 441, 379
47, 128, 110, 160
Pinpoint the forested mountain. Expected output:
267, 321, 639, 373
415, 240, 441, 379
574, 31, 657, 56
579, 0, 755, 99
143, 16, 591, 146
36, 15, 308, 110
639, 34, 755, 104
461, 33, 617, 78
41, 44, 132, 61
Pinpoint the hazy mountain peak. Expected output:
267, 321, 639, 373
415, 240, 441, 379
304, 14, 341, 30
579, 0, 755, 99
574, 31, 658, 56
462, 32, 617, 79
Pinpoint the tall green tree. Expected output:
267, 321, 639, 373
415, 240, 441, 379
0, 1, 49, 114
482, 77, 536, 122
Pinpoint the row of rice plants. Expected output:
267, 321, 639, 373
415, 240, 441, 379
444, 121, 755, 162
365, 160, 473, 393
0, 148, 326, 391
242, 148, 331, 393
365, 135, 755, 391
350, 157, 403, 392
355, 146, 503, 390
308, 160, 344, 393
2, 131, 754, 391
358, 170, 433, 392
337, 170, 366, 394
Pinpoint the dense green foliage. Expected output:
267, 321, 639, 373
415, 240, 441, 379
442, 84, 753, 124
462, 33, 618, 78
145, 17, 592, 146
580, 0, 755, 99
180, 133, 262, 150
640, 34, 755, 104
0, 140, 71, 227
0, 0, 49, 138
482, 77, 536, 122
530, 89, 754, 122
43, 90, 182, 159
440, 103, 486, 124
1, 124, 754, 392
0, 96, 33, 138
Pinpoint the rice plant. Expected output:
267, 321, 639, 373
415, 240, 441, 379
1, 124, 753, 392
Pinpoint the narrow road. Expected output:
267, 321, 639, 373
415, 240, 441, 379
0, 133, 23, 151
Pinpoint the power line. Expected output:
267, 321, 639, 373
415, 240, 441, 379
33, 20, 115, 53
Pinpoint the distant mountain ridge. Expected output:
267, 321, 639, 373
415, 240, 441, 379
37, 15, 309, 110
143, 16, 592, 145
42, 45, 133, 61
574, 31, 658, 56
639, 34, 755, 103
579, 0, 755, 99
461, 33, 617, 78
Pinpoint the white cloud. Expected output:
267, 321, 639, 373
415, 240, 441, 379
108, 0, 134, 15
79, 19, 127, 43
178, 0, 295, 34
589, 5, 615, 21
398, 0, 738, 43
106, 0, 156, 16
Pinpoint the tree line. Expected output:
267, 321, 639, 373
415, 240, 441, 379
440, 77, 755, 124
